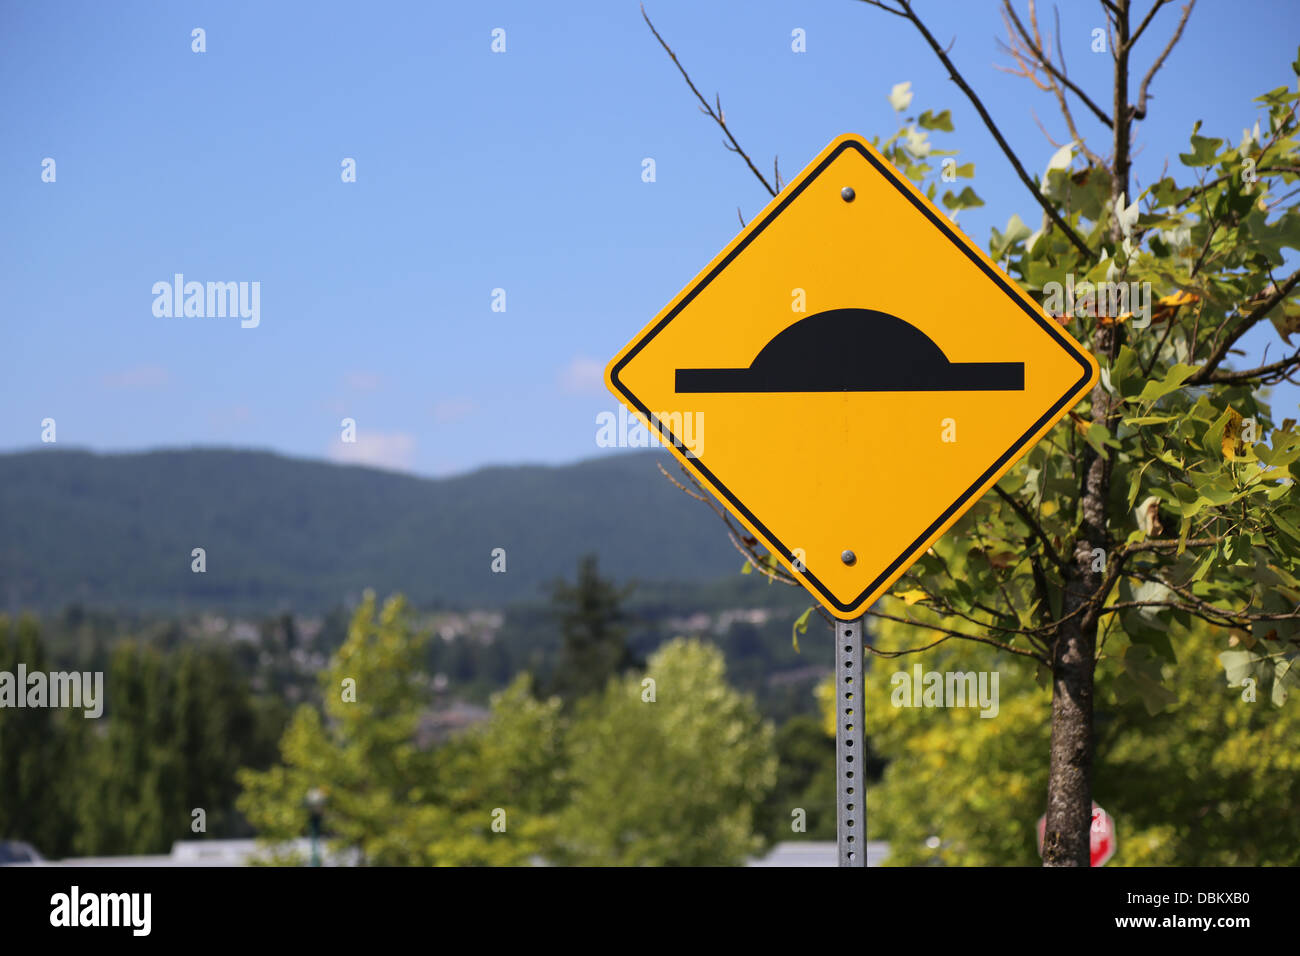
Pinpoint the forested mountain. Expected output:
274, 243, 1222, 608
0, 447, 756, 612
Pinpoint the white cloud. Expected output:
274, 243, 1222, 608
103, 364, 171, 389
327, 431, 416, 472
560, 356, 605, 396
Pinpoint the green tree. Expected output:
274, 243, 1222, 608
238, 592, 438, 864
757, 714, 838, 843
545, 554, 635, 704
647, 3, 1300, 864
433, 675, 567, 864
555, 638, 777, 866
73, 641, 172, 855
844, 612, 1300, 866
238, 592, 560, 865
72, 640, 276, 856
0, 616, 80, 857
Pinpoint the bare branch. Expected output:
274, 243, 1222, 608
1097, 599, 1300, 623
858, 0, 1097, 261
859, 0, 908, 17
1181, 163, 1300, 204
1134, 1, 1195, 120
1125, 569, 1300, 631
1128, 0, 1171, 48
1002, 1, 1113, 127
1200, 349, 1300, 385
993, 484, 1068, 573
1120, 537, 1220, 555
641, 5, 777, 197
1186, 266, 1300, 384
1047, 5, 1106, 167
862, 607, 1048, 661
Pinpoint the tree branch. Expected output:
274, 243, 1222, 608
1001, 1, 1113, 127
1126, 569, 1300, 630
1200, 349, 1300, 385
994, 484, 1068, 573
862, 607, 1048, 662
1134, 1, 1195, 120
1127, 0, 1170, 49
1185, 266, 1300, 385
641, 5, 777, 197
857, 0, 1097, 262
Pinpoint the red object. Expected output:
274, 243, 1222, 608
1036, 802, 1116, 866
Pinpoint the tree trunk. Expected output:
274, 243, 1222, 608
1042, 0, 1131, 868
1042, 516, 1102, 865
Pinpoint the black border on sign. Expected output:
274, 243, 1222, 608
609, 137, 1094, 614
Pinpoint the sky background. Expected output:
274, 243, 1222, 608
2, 0, 1298, 477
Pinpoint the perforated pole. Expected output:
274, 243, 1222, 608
836, 616, 866, 866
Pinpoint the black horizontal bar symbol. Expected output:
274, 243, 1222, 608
675, 307, 1025, 393
675, 363, 1023, 392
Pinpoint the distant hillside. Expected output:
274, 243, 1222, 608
0, 448, 765, 613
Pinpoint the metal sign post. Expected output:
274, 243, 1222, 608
836, 616, 866, 867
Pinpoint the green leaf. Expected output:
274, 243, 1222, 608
942, 186, 984, 211
1110, 345, 1141, 397
1189, 545, 1218, 582
1115, 644, 1178, 715
1270, 511, 1300, 543
990, 214, 1032, 259
1273, 658, 1298, 706
1136, 363, 1198, 403
1227, 533, 1254, 564
1268, 305, 1300, 345
791, 606, 814, 654
917, 109, 954, 132
1202, 407, 1234, 459
1218, 649, 1263, 687
1179, 133, 1224, 167
1084, 422, 1120, 458
1123, 414, 1182, 426
1190, 472, 1236, 505
1133, 580, 1175, 627
1127, 460, 1154, 510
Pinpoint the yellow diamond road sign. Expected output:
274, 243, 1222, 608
606, 133, 1098, 620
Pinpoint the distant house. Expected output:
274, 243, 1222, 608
416, 701, 491, 747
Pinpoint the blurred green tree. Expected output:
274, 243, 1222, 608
554, 638, 777, 866
756, 714, 837, 843
545, 554, 636, 705
0, 616, 80, 857
72, 640, 277, 856
238, 593, 559, 865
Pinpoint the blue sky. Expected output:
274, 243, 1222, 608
3, 0, 1298, 476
